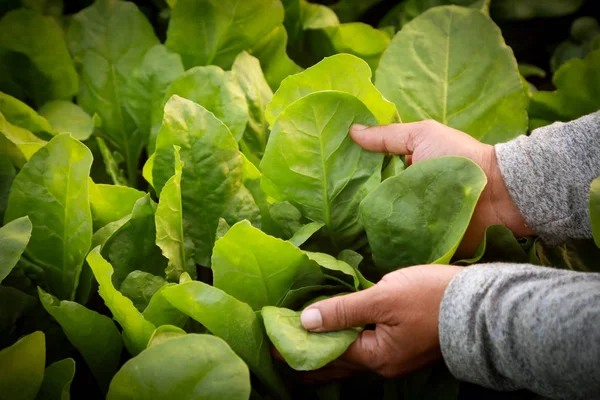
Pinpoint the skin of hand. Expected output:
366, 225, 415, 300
293, 121, 534, 381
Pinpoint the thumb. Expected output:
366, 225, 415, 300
301, 286, 385, 332
350, 122, 425, 155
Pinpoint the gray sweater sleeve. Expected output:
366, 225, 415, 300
439, 264, 600, 399
495, 111, 600, 245
439, 113, 600, 398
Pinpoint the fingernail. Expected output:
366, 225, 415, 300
351, 124, 369, 131
301, 308, 322, 330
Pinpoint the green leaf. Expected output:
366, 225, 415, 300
305, 251, 359, 290
0, 331, 45, 400
68, 0, 159, 185
361, 156, 486, 272
382, 156, 406, 180
337, 249, 374, 289
232, 51, 273, 162
518, 63, 547, 78
101, 195, 167, 289
0, 9, 78, 106
590, 177, 600, 248
38, 288, 122, 392
147, 325, 186, 348
4, 134, 92, 300
0, 157, 15, 221
266, 54, 398, 126
261, 91, 384, 249
151, 66, 248, 149
152, 96, 244, 266
89, 182, 145, 231
87, 247, 156, 356
38, 101, 93, 141
116, 271, 167, 312
262, 306, 360, 371
142, 284, 189, 328
212, 220, 324, 310
455, 225, 529, 265
35, 358, 75, 400
95, 137, 128, 187
490, 0, 585, 20
0, 91, 53, 134
155, 147, 195, 281
0, 216, 32, 284
107, 334, 251, 400
375, 6, 528, 144
249, 24, 304, 90
530, 50, 600, 125
162, 281, 289, 400
306, 23, 391, 71
0, 112, 47, 162
289, 222, 324, 247
165, 0, 283, 70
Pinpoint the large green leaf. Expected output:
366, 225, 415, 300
0, 91, 52, 134
529, 50, 600, 126
38, 288, 122, 392
141, 284, 189, 328
155, 147, 195, 281
0, 331, 45, 400
262, 306, 360, 371
152, 96, 244, 266
211, 221, 324, 310
38, 101, 94, 142
89, 182, 145, 231
590, 177, 600, 248
306, 23, 391, 71
87, 247, 156, 356
455, 225, 529, 265
68, 0, 159, 185
261, 91, 384, 249
305, 251, 359, 290
266, 54, 398, 126
4, 134, 92, 300
232, 51, 273, 164
35, 358, 75, 400
360, 156, 487, 272
101, 195, 167, 288
0, 9, 78, 106
107, 334, 250, 400
0, 112, 47, 162
0, 216, 32, 284
151, 66, 248, 150
165, 0, 283, 70
375, 6, 528, 144
162, 281, 289, 399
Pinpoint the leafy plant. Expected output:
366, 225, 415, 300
0, 1, 598, 399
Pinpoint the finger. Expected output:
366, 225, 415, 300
340, 330, 382, 370
301, 286, 386, 332
349, 122, 426, 155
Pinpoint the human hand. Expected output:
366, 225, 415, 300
351, 121, 533, 257
297, 264, 463, 381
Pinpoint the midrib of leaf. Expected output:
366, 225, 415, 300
310, 106, 334, 241
441, 10, 453, 125
209, 0, 240, 64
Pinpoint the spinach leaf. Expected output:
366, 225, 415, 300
262, 306, 360, 371
107, 334, 251, 400
0, 216, 32, 284
119, 271, 167, 312
0, 112, 47, 163
68, 0, 159, 185
162, 281, 289, 399
0, 331, 45, 400
146, 325, 186, 347
212, 220, 324, 310
89, 182, 145, 231
87, 247, 156, 356
38, 101, 94, 141
261, 91, 384, 249
36, 358, 75, 400
0, 91, 52, 135
305, 251, 359, 290
376, 6, 528, 144
142, 284, 189, 328
266, 53, 398, 126
0, 156, 16, 221
4, 134, 92, 300
360, 156, 487, 272
38, 288, 122, 392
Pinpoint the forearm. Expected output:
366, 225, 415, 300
495, 111, 600, 245
439, 263, 600, 399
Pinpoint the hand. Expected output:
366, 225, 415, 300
351, 121, 534, 257
298, 264, 463, 381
